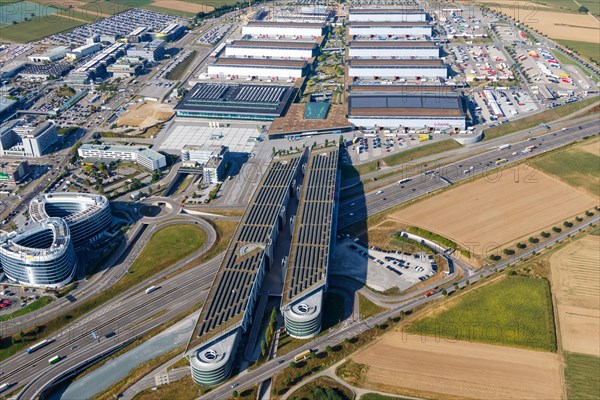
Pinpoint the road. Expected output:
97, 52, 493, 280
338, 119, 599, 229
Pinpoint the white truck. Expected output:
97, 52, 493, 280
498, 144, 511, 151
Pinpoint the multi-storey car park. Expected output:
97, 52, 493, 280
347, 85, 466, 130
224, 40, 318, 60
347, 21, 432, 37
0, 218, 77, 289
281, 148, 340, 339
348, 59, 448, 80
174, 83, 297, 121
186, 154, 305, 386
348, 8, 428, 22
29, 193, 112, 249
348, 40, 439, 58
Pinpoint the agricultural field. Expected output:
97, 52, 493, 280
390, 166, 597, 253
556, 39, 600, 64
406, 276, 557, 351
0, 14, 85, 42
550, 235, 600, 356
564, 352, 600, 400
341, 331, 562, 399
529, 136, 600, 197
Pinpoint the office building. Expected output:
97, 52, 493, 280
0, 160, 30, 183
77, 143, 167, 171
126, 40, 165, 62
0, 121, 58, 157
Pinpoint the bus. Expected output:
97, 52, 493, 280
145, 286, 160, 295
26, 339, 52, 354
0, 383, 13, 393
294, 349, 312, 362
397, 178, 411, 185
48, 355, 61, 365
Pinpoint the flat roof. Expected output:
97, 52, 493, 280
282, 147, 339, 306
349, 8, 425, 14
349, 59, 444, 66
349, 93, 465, 117
349, 40, 436, 48
349, 84, 455, 93
228, 40, 317, 49
174, 83, 297, 118
348, 21, 430, 27
213, 58, 307, 68
188, 155, 303, 350
246, 21, 325, 28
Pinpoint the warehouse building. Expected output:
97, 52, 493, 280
348, 59, 447, 79
348, 40, 439, 58
153, 23, 186, 41
348, 87, 466, 130
348, 21, 432, 37
207, 58, 308, 80
27, 46, 69, 62
348, 8, 428, 22
174, 83, 296, 121
127, 26, 149, 43
241, 21, 325, 38
66, 43, 102, 61
77, 143, 166, 171
0, 61, 26, 79
126, 40, 165, 62
224, 40, 318, 60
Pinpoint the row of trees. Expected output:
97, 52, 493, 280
260, 309, 277, 359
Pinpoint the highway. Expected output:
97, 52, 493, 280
338, 119, 599, 229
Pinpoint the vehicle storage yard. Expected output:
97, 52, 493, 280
348, 332, 563, 399
332, 238, 436, 292
550, 235, 600, 356
390, 165, 598, 253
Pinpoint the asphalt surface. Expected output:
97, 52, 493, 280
338, 119, 599, 229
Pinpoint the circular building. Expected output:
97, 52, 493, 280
282, 289, 323, 339
189, 330, 238, 386
0, 218, 77, 289
29, 193, 111, 249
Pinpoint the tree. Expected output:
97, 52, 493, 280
540, 231, 550, 238
324, 139, 329, 147
326, 345, 333, 353
578, 5, 589, 12
503, 249, 515, 255
442, 289, 448, 296
232, 390, 239, 398
516, 242, 527, 249
552, 227, 561, 233
290, 361, 297, 368
563, 221, 573, 228
528, 236, 539, 243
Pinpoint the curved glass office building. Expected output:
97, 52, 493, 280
29, 193, 111, 248
0, 218, 77, 289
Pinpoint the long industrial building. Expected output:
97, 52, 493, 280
186, 153, 305, 386
224, 40, 318, 60
348, 85, 466, 130
348, 8, 428, 22
185, 147, 340, 385
0, 218, 77, 289
348, 40, 439, 58
175, 83, 296, 121
281, 148, 339, 339
241, 21, 325, 38
348, 21, 432, 36
348, 59, 447, 79
29, 193, 112, 249
207, 58, 309, 80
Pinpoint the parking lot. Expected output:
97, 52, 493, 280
158, 121, 261, 153
333, 238, 436, 292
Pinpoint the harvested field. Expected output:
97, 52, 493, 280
550, 235, 600, 356
117, 101, 174, 129
347, 332, 562, 400
152, 0, 214, 13
391, 166, 597, 253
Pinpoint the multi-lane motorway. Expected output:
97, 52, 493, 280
338, 119, 599, 228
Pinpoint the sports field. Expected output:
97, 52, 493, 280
550, 235, 600, 356
406, 275, 556, 351
529, 136, 600, 197
345, 332, 562, 399
391, 166, 597, 253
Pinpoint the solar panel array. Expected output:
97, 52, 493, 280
235, 85, 286, 104
193, 156, 301, 342
283, 148, 339, 304
189, 84, 230, 101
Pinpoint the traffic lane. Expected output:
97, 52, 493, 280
338, 124, 598, 228
1, 258, 220, 388
19, 284, 209, 400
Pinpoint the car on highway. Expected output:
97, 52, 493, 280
376, 190, 383, 195
231, 383, 239, 389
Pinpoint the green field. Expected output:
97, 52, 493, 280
407, 276, 557, 351
556, 39, 600, 64
564, 352, 600, 400
166, 50, 197, 80
141, 4, 196, 18
0, 14, 84, 42
128, 224, 206, 279
529, 139, 599, 197
382, 139, 461, 167
287, 377, 354, 400
358, 293, 386, 320
482, 97, 600, 140
0, 296, 52, 322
